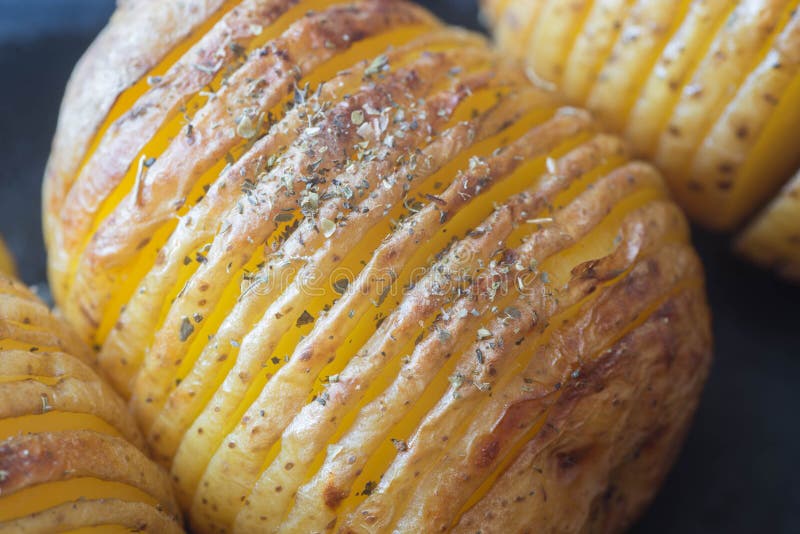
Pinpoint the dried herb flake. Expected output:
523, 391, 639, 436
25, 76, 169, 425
296, 310, 315, 327
179, 317, 195, 342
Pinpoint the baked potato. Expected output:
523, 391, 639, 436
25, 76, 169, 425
737, 169, 800, 281
43, 0, 713, 532
481, 0, 800, 277
0, 270, 182, 532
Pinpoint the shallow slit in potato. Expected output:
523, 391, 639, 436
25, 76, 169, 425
0, 478, 159, 523
526, 0, 596, 87
72, 0, 245, 187
624, 0, 737, 157
561, 0, 635, 104
0, 411, 122, 442
586, 0, 693, 132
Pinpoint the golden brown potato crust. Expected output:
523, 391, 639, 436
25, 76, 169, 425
453, 285, 710, 533
0, 350, 143, 446
0, 272, 183, 531
44, 0, 230, 272
44, 0, 712, 532
482, 0, 800, 280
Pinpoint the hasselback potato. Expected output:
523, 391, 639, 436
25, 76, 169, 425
0, 268, 182, 531
481, 0, 800, 279
43, 0, 713, 532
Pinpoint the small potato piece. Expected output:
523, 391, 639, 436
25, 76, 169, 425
44, 0, 713, 532
0, 239, 15, 278
482, 0, 800, 279
0, 269, 182, 532
737, 171, 800, 281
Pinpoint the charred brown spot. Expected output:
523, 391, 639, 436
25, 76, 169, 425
472, 435, 501, 469
323, 484, 348, 509
572, 259, 600, 280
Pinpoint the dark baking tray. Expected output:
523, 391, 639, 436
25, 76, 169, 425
0, 1, 798, 532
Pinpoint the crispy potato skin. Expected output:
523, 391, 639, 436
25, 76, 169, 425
0, 272, 182, 531
44, 0, 712, 532
43, 0, 230, 269
452, 279, 710, 533
0, 431, 178, 517
482, 0, 800, 279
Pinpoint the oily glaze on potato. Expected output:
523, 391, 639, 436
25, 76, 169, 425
0, 272, 182, 532
43, 0, 713, 532
482, 0, 800, 270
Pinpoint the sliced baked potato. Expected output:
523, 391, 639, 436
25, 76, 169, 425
482, 0, 800, 279
0, 270, 183, 532
43, 0, 713, 532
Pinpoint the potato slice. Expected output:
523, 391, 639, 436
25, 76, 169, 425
0, 350, 140, 445
44, 1, 713, 532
